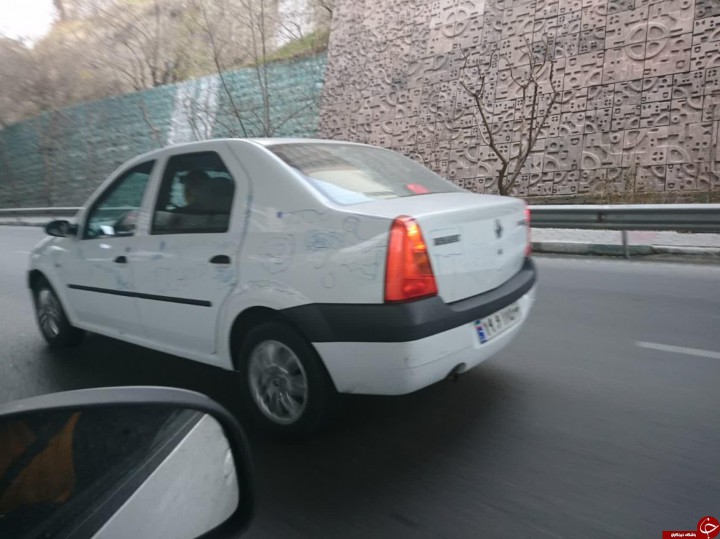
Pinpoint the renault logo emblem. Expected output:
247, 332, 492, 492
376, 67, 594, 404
495, 219, 503, 239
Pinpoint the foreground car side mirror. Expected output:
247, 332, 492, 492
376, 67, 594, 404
0, 387, 254, 539
45, 220, 78, 237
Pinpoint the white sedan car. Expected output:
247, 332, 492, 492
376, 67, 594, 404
29, 139, 537, 434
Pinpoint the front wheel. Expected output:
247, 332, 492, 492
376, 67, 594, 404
33, 278, 85, 349
235, 321, 338, 437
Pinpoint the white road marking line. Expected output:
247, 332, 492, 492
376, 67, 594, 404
15, 251, 31, 255
636, 341, 720, 360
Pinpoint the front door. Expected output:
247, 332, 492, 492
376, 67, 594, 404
62, 160, 156, 339
130, 145, 248, 357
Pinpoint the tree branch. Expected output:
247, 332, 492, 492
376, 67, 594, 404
459, 52, 506, 167
196, 0, 248, 137
139, 97, 162, 145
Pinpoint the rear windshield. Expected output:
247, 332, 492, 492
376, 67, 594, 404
268, 143, 462, 205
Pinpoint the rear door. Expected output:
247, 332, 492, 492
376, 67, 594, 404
130, 144, 249, 357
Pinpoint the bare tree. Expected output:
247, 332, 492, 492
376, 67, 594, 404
0, 138, 20, 206
53, 0, 68, 21
190, 0, 325, 138
84, 0, 202, 91
460, 39, 559, 196
315, 0, 333, 17
188, 0, 251, 136
0, 38, 33, 126
39, 113, 62, 206
0, 0, 329, 129
139, 96, 163, 145
0, 11, 127, 121
7, 30, 118, 120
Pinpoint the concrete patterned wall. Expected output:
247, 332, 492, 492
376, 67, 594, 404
319, 0, 720, 198
0, 54, 326, 208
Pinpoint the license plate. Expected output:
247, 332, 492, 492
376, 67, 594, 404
474, 302, 521, 344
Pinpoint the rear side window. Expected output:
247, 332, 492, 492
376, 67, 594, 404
268, 143, 461, 205
152, 152, 235, 235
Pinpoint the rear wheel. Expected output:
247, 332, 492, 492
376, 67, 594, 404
235, 321, 338, 437
32, 278, 85, 349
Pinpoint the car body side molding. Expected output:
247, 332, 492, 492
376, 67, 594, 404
67, 284, 212, 307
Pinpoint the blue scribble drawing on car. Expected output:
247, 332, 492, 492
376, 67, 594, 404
261, 236, 295, 274
280, 209, 329, 227
177, 265, 208, 281
151, 241, 165, 260
308, 251, 332, 270
305, 230, 345, 251
114, 272, 130, 290
214, 267, 234, 285
245, 280, 305, 301
342, 216, 375, 240
342, 216, 360, 232
341, 249, 383, 281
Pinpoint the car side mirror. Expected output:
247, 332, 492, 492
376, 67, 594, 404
45, 220, 77, 237
0, 387, 255, 539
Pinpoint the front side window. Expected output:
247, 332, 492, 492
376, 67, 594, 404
268, 143, 462, 205
84, 161, 154, 239
152, 152, 236, 235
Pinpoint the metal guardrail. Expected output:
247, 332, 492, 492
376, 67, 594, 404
530, 203, 720, 257
530, 204, 720, 233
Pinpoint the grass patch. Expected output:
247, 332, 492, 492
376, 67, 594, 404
525, 191, 720, 205
265, 28, 329, 63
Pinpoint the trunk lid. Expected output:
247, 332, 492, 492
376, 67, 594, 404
354, 192, 528, 303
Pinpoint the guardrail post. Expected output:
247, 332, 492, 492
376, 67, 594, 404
622, 230, 629, 259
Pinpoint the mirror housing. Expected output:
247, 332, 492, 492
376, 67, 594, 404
45, 220, 78, 237
0, 387, 255, 539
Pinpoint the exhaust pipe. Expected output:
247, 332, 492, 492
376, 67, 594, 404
447, 363, 466, 382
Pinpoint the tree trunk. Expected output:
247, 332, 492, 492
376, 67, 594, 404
54, 0, 67, 21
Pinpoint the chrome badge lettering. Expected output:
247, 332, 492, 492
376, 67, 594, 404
433, 234, 461, 246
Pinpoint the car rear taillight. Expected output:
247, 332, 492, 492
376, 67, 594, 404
385, 216, 438, 303
524, 204, 532, 257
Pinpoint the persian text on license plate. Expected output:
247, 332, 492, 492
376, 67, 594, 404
474, 302, 521, 344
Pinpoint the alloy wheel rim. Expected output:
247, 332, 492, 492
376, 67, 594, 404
248, 340, 308, 425
38, 289, 61, 338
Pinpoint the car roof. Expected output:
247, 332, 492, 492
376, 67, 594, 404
158, 137, 371, 151
244, 138, 364, 147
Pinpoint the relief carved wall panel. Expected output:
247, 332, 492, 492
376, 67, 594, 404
320, 0, 720, 196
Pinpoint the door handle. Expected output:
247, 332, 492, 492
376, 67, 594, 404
209, 255, 231, 265
114, 256, 127, 264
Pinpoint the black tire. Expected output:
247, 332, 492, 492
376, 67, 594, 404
235, 320, 339, 437
32, 277, 85, 349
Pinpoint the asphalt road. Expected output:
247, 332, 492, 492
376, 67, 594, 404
1, 226, 719, 538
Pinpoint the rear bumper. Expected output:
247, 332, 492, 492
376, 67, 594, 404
315, 285, 536, 395
282, 257, 537, 343
281, 258, 537, 395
